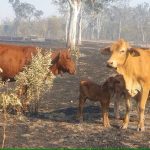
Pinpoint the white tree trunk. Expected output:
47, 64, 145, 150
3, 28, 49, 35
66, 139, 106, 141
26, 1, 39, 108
96, 13, 104, 40
65, 11, 70, 42
67, 0, 81, 49
91, 24, 94, 40
77, 8, 82, 45
140, 25, 145, 43
118, 19, 122, 39
137, 20, 145, 43
96, 17, 100, 40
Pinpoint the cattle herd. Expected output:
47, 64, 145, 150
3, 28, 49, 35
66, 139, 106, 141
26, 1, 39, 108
0, 38, 150, 132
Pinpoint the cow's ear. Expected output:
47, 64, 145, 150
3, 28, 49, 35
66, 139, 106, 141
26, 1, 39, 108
58, 51, 63, 62
51, 52, 60, 64
128, 48, 140, 57
100, 46, 111, 55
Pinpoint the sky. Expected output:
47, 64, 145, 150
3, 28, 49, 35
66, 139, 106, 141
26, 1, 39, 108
0, 0, 150, 22
0, 0, 58, 22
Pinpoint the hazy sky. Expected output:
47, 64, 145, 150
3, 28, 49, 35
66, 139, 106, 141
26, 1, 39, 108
0, 0, 58, 22
0, 0, 150, 22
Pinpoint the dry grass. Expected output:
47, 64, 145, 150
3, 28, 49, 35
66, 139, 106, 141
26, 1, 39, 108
0, 41, 149, 148
0, 48, 55, 147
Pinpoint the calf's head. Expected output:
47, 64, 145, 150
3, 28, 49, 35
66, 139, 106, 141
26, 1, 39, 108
103, 76, 120, 94
102, 75, 127, 98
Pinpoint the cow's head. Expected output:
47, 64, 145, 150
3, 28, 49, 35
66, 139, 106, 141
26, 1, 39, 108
50, 49, 76, 75
101, 39, 140, 69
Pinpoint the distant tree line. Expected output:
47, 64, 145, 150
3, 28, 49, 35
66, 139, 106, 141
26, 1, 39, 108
82, 1, 150, 44
0, 16, 65, 40
0, 0, 150, 44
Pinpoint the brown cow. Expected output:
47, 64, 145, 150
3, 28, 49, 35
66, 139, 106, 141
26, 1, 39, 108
102, 39, 150, 131
0, 44, 76, 81
77, 77, 119, 127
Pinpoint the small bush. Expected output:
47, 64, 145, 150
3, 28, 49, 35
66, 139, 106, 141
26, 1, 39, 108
15, 48, 55, 114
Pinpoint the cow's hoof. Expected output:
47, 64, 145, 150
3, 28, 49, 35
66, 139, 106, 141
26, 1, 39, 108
137, 126, 145, 132
120, 123, 128, 129
104, 122, 111, 128
104, 124, 111, 128
137, 122, 145, 131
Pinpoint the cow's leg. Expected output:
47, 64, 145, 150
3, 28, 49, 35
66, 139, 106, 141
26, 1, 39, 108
114, 94, 120, 119
120, 96, 131, 129
134, 93, 140, 114
101, 100, 111, 127
77, 95, 86, 123
137, 87, 149, 131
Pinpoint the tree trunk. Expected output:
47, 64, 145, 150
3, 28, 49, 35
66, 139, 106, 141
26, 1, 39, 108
137, 21, 145, 43
67, 0, 81, 49
140, 25, 145, 43
96, 13, 104, 40
91, 24, 94, 40
13, 18, 20, 36
96, 17, 100, 40
65, 12, 70, 43
77, 8, 82, 45
118, 19, 122, 39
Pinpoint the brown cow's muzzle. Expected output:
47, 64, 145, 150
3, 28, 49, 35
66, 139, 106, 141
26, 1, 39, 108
69, 69, 76, 75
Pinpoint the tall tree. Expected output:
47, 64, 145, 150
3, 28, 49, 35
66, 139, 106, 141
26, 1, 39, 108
9, 0, 43, 35
53, 0, 117, 49
133, 2, 150, 43
66, 0, 82, 49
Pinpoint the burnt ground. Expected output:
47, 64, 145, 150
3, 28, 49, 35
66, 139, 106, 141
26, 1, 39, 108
0, 40, 150, 148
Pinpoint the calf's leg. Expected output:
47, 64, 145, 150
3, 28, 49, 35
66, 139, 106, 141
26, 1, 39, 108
77, 95, 86, 122
101, 100, 111, 127
114, 94, 120, 119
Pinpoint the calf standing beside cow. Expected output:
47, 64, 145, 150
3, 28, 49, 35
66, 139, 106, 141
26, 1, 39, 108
77, 39, 150, 131
77, 75, 125, 127
101, 39, 150, 131
0, 40, 149, 131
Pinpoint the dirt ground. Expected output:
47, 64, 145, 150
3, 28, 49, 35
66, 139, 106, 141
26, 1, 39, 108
0, 40, 150, 148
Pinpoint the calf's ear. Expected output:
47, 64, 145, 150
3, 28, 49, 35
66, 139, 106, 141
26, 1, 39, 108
128, 48, 140, 57
100, 46, 111, 55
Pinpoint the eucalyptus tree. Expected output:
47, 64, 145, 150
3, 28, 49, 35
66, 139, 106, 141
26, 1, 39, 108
133, 2, 150, 43
9, 0, 43, 36
53, 0, 117, 49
